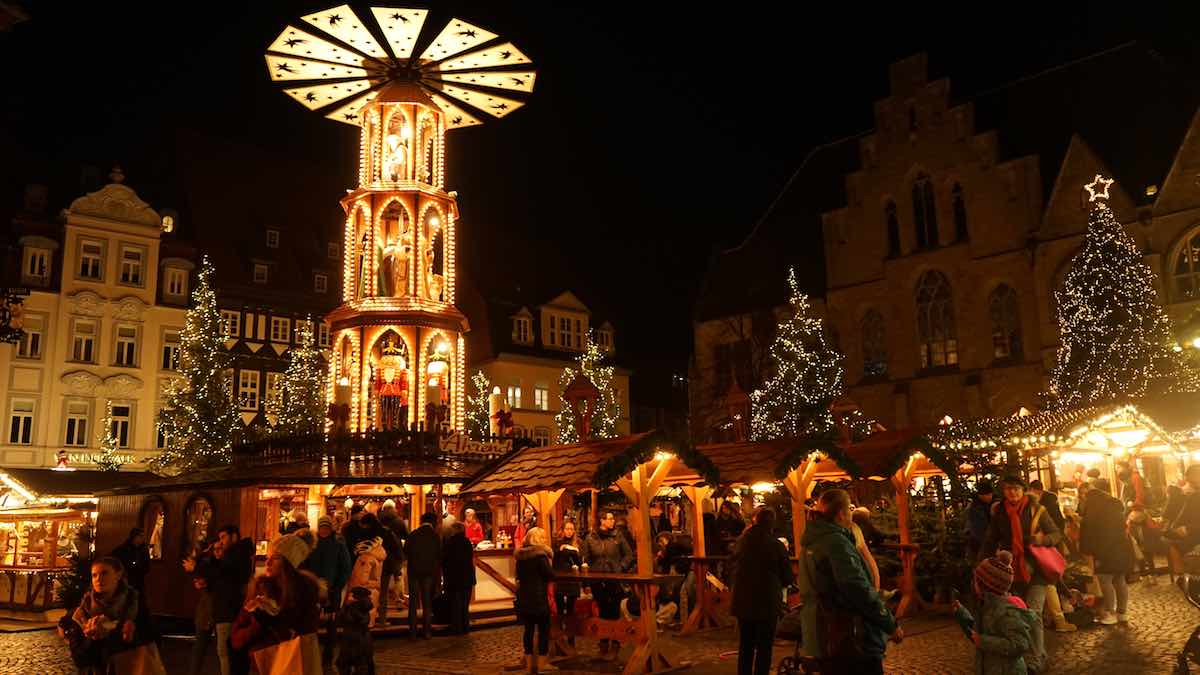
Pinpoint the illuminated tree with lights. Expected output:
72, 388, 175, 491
270, 318, 327, 436
94, 400, 124, 472
1049, 175, 1200, 408
151, 257, 240, 474
750, 269, 847, 440
555, 334, 621, 443
467, 371, 492, 441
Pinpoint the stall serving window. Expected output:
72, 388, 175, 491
140, 497, 166, 560
183, 495, 213, 560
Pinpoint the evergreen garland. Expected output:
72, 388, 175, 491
590, 431, 720, 488
151, 256, 240, 474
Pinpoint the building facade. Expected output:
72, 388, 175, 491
694, 49, 1200, 434
465, 289, 629, 445
0, 170, 192, 469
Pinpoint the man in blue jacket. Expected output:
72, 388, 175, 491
302, 515, 351, 665
802, 489, 900, 675
964, 480, 994, 562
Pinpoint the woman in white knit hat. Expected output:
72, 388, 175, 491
249, 532, 322, 674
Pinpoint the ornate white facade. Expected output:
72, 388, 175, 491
0, 171, 192, 469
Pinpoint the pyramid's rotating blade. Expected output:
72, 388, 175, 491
301, 4, 387, 59
369, 7, 429, 60
438, 85, 525, 118
418, 19, 497, 63
267, 26, 372, 66
432, 42, 532, 72
432, 70, 536, 94
284, 80, 374, 111
427, 92, 485, 129
266, 54, 369, 81
324, 91, 379, 125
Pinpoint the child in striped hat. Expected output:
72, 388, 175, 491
953, 550, 1040, 673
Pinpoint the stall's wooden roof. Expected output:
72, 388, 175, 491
460, 433, 656, 495
3, 468, 158, 499
98, 455, 487, 496
690, 440, 797, 486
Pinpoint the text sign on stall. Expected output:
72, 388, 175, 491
439, 431, 512, 458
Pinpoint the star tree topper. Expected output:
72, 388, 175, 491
1085, 174, 1114, 203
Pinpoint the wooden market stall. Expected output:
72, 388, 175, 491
0, 468, 155, 619
459, 430, 717, 675
94, 431, 517, 622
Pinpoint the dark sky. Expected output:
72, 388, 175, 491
4, 2, 1200, 405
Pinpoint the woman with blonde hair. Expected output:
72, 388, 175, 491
553, 520, 583, 618
515, 526, 556, 671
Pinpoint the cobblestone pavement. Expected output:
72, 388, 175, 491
5, 579, 1195, 674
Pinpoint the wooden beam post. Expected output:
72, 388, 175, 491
633, 464, 654, 576
682, 485, 712, 557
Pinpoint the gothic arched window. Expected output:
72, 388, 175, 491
861, 310, 888, 377
912, 173, 938, 249
952, 183, 968, 241
989, 284, 1022, 359
1173, 230, 1200, 301
916, 270, 957, 369
885, 201, 901, 257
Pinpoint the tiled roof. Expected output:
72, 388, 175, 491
461, 432, 655, 495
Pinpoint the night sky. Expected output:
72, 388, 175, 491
4, 2, 1200, 407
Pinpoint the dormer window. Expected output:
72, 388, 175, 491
598, 328, 613, 352
165, 267, 188, 298
512, 316, 532, 344
22, 247, 50, 286
266, 229, 280, 249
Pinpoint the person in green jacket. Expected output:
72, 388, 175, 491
801, 489, 900, 675
954, 549, 1039, 675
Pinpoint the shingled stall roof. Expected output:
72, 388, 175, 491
3, 468, 159, 500
98, 455, 487, 496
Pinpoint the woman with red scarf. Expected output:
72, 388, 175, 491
979, 475, 1062, 672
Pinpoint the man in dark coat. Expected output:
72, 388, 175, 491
341, 504, 372, 564
802, 489, 899, 674
301, 515, 351, 664
582, 511, 634, 659
207, 524, 255, 675
963, 480, 994, 562
405, 511, 442, 639
1080, 480, 1134, 624
441, 521, 476, 634
110, 527, 150, 593
980, 475, 1063, 670
730, 507, 795, 675
1028, 480, 1065, 531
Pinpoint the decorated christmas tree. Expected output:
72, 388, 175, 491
269, 318, 327, 436
554, 334, 621, 443
750, 268, 850, 440
151, 257, 240, 474
1048, 175, 1200, 408
94, 400, 124, 472
466, 371, 492, 441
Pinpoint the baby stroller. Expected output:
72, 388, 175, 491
775, 606, 821, 674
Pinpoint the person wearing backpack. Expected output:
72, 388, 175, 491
954, 550, 1038, 674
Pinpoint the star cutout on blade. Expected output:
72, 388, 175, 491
284, 38, 305, 47
457, 29, 477, 38
452, 116, 463, 124
304, 92, 318, 102
275, 62, 294, 73
499, 50, 512, 60
391, 13, 406, 21
491, 103, 508, 110
343, 113, 358, 120
511, 77, 526, 86
1085, 174, 1115, 203
328, 13, 342, 26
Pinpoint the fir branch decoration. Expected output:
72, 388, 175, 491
590, 431, 720, 488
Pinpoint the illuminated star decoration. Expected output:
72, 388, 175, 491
1085, 174, 1115, 203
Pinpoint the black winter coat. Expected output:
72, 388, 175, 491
1036, 491, 1066, 531
206, 537, 255, 623
515, 545, 555, 617
441, 532, 476, 591
552, 543, 583, 596
1080, 490, 1134, 574
405, 524, 442, 578
110, 538, 150, 592
582, 528, 633, 573
729, 523, 794, 621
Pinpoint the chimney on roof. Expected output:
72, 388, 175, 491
889, 53, 929, 97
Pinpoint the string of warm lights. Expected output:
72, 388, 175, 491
270, 318, 327, 435
94, 399, 124, 472
467, 370, 491, 440
554, 333, 621, 443
1048, 175, 1200, 408
750, 268, 849, 441
151, 256, 240, 474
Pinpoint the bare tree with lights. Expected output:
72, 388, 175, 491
151, 257, 240, 474
1048, 175, 1200, 408
467, 370, 492, 441
555, 334, 621, 443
